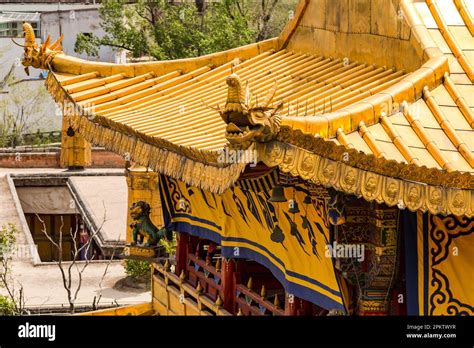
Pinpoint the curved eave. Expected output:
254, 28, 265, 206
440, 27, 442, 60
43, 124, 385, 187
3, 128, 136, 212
50, 38, 279, 78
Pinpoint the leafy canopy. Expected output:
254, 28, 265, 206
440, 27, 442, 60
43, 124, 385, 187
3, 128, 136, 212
75, 0, 297, 60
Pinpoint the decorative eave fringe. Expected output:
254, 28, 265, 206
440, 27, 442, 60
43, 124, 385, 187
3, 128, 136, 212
45, 72, 246, 194
259, 140, 474, 217
274, 126, 474, 190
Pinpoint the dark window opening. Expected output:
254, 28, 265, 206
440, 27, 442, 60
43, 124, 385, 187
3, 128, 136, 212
24, 213, 103, 262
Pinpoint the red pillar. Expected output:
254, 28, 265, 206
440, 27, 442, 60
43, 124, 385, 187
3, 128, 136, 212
220, 258, 236, 313
297, 299, 313, 316
284, 293, 298, 315
175, 232, 188, 275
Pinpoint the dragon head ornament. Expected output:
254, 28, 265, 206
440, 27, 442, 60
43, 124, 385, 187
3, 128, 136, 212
207, 72, 283, 149
13, 23, 63, 75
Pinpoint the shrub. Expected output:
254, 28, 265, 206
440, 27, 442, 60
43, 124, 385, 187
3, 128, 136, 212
124, 259, 150, 281
158, 235, 177, 256
0, 295, 17, 315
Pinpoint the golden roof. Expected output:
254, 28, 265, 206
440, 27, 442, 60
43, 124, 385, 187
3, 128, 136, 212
25, 0, 474, 216
53, 50, 405, 151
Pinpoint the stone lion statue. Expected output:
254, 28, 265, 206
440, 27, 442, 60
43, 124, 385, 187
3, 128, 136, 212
129, 201, 172, 247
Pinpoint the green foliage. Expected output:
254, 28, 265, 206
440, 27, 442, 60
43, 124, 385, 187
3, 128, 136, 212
0, 223, 17, 262
75, 0, 297, 60
124, 259, 151, 280
158, 234, 177, 256
0, 295, 16, 316
0, 224, 21, 315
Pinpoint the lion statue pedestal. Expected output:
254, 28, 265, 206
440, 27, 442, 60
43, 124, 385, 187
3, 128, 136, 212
123, 244, 166, 260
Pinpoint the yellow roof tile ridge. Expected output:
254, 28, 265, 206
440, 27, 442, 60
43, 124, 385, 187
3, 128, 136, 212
380, 112, 421, 166
330, 71, 404, 111
65, 73, 125, 94
280, 52, 447, 139
283, 65, 370, 114
106, 55, 289, 122
276, 61, 340, 101
99, 50, 280, 116
297, 67, 382, 115
133, 52, 316, 127
402, 103, 455, 172
400, 0, 444, 61
443, 72, 474, 128
336, 128, 354, 149
57, 38, 278, 77
324, 64, 368, 85
60, 71, 99, 86
82, 70, 183, 109
342, 68, 392, 91
358, 121, 386, 158
132, 53, 310, 128
71, 72, 154, 102
423, 86, 474, 168
334, 65, 375, 87
426, 0, 474, 81
453, 0, 474, 36
313, 62, 359, 84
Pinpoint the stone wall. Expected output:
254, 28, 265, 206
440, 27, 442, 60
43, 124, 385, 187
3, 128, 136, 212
0, 148, 124, 168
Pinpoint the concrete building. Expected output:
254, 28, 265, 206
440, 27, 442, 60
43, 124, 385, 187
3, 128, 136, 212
0, 2, 121, 134
0, 3, 116, 62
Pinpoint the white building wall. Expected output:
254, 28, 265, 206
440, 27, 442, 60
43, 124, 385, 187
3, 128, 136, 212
40, 8, 115, 62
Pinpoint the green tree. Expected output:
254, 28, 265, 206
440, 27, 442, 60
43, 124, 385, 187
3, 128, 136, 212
75, 0, 297, 61
0, 79, 49, 148
0, 223, 24, 315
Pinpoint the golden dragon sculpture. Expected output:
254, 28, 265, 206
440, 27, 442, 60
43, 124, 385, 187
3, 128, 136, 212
208, 72, 283, 150
13, 23, 63, 75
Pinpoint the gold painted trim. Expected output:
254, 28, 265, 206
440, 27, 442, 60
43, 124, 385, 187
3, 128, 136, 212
259, 139, 473, 217
274, 126, 473, 190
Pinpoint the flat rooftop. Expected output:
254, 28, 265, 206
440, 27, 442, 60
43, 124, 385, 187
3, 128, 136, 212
0, 4, 100, 12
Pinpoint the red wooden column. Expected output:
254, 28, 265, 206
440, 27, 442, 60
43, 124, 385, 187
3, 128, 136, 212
220, 258, 236, 313
175, 232, 188, 276
284, 293, 298, 316
297, 299, 313, 316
